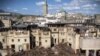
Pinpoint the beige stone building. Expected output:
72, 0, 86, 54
74, 25, 100, 56
95, 14, 100, 24
30, 26, 51, 48
47, 23, 79, 49
47, 23, 100, 56
30, 27, 40, 47
0, 19, 12, 28
39, 27, 51, 48
0, 27, 30, 52
47, 23, 67, 46
0, 17, 100, 56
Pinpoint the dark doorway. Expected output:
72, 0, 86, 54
80, 50, 86, 56
55, 39, 56, 43
69, 43, 72, 47
32, 37, 36, 48
96, 50, 100, 56
11, 45, 15, 49
0, 42, 3, 49
51, 37, 54, 47
39, 37, 41, 46
89, 50, 94, 56
39, 42, 41, 46
74, 28, 80, 34
30, 35, 36, 49
26, 44, 29, 50
62, 39, 64, 43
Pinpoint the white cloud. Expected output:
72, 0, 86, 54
22, 8, 28, 10
49, 6, 59, 10
62, 0, 81, 10
48, 0, 98, 13
93, 4, 97, 7
82, 4, 97, 10
36, 1, 45, 6
79, 0, 90, 2
63, 3, 68, 6
63, 6, 80, 10
48, 4, 80, 10
69, 0, 79, 6
82, 4, 92, 7
79, 0, 100, 2
48, 4, 62, 10
48, 0, 81, 10
55, 0, 62, 2
74, 6, 80, 9
13, 9, 18, 12
7, 8, 11, 10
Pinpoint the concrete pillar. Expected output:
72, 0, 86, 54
86, 50, 89, 56
93, 50, 96, 56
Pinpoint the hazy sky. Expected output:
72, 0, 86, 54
0, 0, 100, 15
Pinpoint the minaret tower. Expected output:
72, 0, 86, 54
43, 0, 48, 16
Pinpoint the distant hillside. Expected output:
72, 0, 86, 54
0, 9, 5, 12
0, 9, 22, 16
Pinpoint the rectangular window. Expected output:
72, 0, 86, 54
24, 39, 27, 42
22, 31, 28, 34
1, 32, 7, 36
10, 32, 13, 34
18, 39, 20, 42
62, 39, 64, 43
39, 42, 41, 46
39, 33, 41, 35
2, 39, 5, 43
12, 39, 14, 42
45, 40, 47, 42
7, 46, 9, 48
43, 32, 49, 35
15, 32, 21, 35
54, 29, 57, 31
